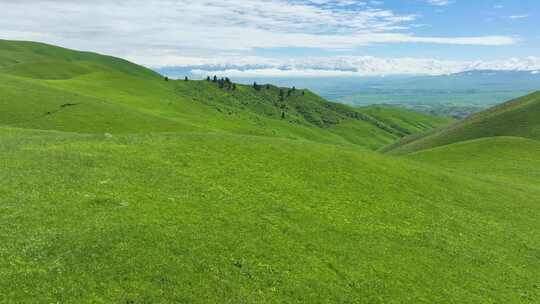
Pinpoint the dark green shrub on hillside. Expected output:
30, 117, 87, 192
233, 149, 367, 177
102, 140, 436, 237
321, 113, 340, 126
295, 104, 323, 127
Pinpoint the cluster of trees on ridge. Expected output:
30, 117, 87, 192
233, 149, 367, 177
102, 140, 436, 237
164, 75, 310, 120
205, 75, 237, 91
165, 75, 304, 98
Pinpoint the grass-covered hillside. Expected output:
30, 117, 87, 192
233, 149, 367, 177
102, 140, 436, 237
358, 105, 453, 138
406, 136, 540, 188
1, 40, 539, 303
0, 40, 160, 79
2, 127, 539, 303
385, 91, 540, 154
0, 40, 449, 150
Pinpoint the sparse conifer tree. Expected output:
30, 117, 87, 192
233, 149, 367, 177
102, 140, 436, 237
207, 76, 211, 81
213, 75, 218, 82
185, 76, 189, 81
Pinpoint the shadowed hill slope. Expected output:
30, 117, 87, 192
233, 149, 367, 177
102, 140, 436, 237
359, 105, 453, 138
385, 91, 540, 154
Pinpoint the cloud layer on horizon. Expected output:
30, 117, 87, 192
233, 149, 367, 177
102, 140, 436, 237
157, 55, 540, 77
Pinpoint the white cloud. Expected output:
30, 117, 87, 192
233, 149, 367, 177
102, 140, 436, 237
509, 15, 529, 19
164, 56, 540, 77
427, 0, 452, 6
0, 0, 517, 64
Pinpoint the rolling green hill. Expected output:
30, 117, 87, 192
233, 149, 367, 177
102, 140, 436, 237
0, 40, 448, 150
1, 127, 539, 303
385, 91, 540, 154
358, 105, 453, 138
1, 40, 539, 303
0, 40, 160, 79
406, 136, 540, 188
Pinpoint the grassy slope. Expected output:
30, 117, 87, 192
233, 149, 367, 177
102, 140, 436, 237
385, 91, 540, 154
0, 40, 449, 150
1, 127, 539, 303
406, 137, 540, 188
358, 105, 453, 136
0, 39, 159, 79
1, 40, 539, 303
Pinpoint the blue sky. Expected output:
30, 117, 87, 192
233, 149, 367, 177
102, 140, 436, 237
252, 0, 539, 60
377, 0, 539, 59
1, 0, 539, 76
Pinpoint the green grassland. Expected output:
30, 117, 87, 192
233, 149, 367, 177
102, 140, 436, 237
2, 128, 539, 303
406, 136, 540, 188
1, 40, 540, 303
385, 91, 540, 154
358, 105, 453, 137
0, 40, 450, 150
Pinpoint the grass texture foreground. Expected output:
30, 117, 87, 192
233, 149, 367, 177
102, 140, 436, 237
0, 40, 539, 303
